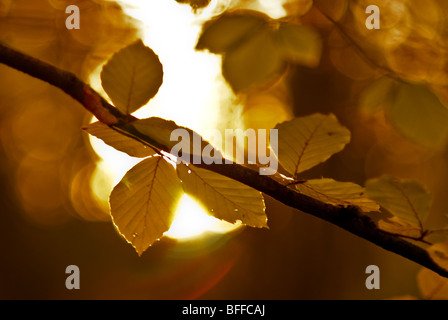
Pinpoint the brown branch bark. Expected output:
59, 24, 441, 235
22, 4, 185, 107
1, 42, 447, 278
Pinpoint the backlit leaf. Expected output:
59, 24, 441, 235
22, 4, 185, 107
83, 121, 155, 158
177, 163, 267, 228
130, 117, 222, 162
359, 80, 448, 149
131, 117, 193, 151
275, 23, 322, 67
101, 40, 163, 115
109, 156, 183, 255
417, 268, 448, 300
294, 178, 379, 213
365, 175, 432, 229
196, 10, 267, 53
222, 29, 286, 92
283, 0, 314, 17
274, 113, 351, 177
196, 10, 322, 92
387, 82, 448, 150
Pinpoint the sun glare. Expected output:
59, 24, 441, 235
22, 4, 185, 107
166, 194, 243, 240
88, 0, 242, 241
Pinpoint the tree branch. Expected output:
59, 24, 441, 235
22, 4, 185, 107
1, 42, 446, 278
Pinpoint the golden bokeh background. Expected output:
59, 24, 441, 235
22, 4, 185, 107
0, 0, 447, 299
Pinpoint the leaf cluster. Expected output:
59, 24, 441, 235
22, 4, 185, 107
80, 3, 448, 277
85, 38, 377, 254
196, 10, 322, 92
